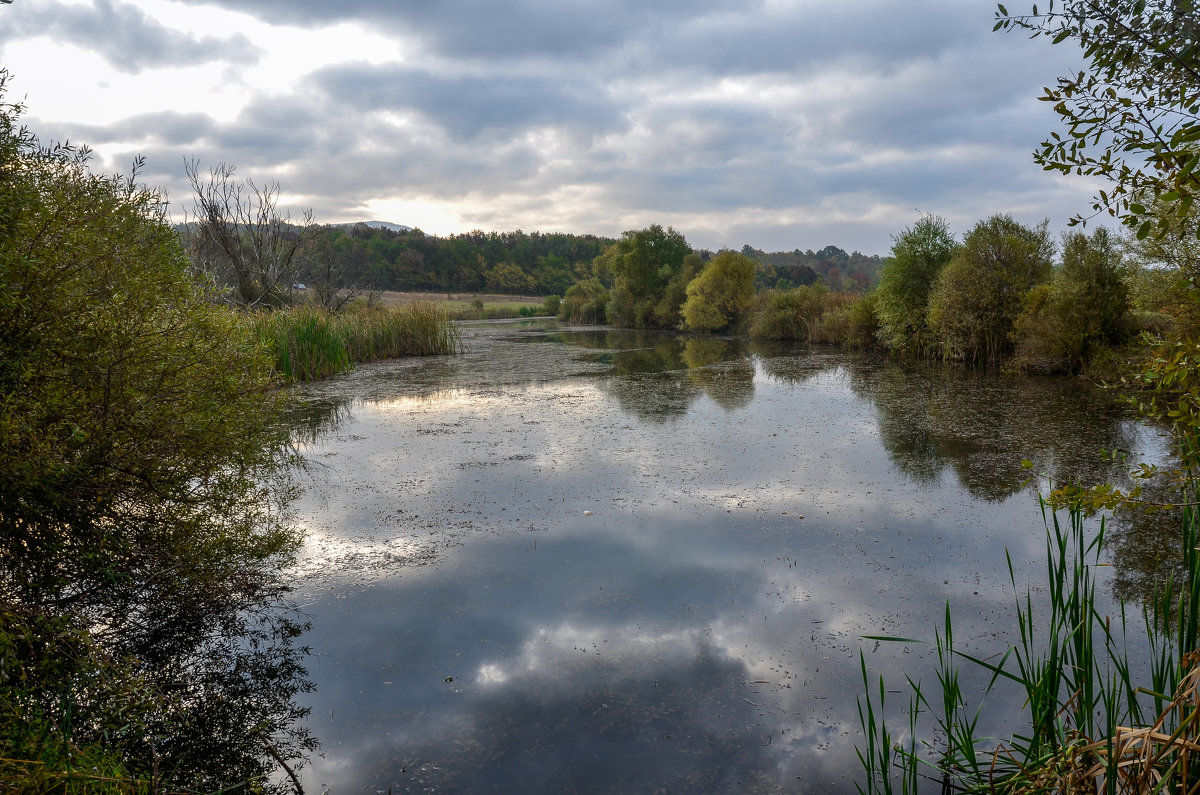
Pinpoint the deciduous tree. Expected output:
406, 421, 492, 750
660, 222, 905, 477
927, 214, 1054, 363
874, 214, 958, 356
1013, 227, 1131, 371
603, 225, 693, 328
185, 158, 312, 307
680, 251, 756, 332
0, 73, 311, 790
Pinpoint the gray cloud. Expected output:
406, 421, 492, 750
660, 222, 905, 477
312, 63, 625, 141
9, 0, 1103, 253
2, 0, 260, 73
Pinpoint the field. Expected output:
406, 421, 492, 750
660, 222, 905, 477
369, 290, 547, 317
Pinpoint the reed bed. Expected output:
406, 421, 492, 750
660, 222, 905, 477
249, 302, 459, 383
858, 485, 1200, 793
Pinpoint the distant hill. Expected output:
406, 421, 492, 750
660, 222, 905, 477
338, 220, 412, 232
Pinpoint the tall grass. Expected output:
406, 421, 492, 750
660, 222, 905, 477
249, 302, 460, 383
858, 486, 1200, 793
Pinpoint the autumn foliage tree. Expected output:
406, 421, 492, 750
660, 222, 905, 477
0, 74, 312, 790
680, 250, 757, 332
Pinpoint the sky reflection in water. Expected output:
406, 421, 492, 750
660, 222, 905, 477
289, 319, 1170, 793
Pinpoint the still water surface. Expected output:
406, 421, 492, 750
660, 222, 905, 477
289, 318, 1171, 793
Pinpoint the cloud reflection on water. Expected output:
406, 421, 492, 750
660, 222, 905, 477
289, 322, 1155, 792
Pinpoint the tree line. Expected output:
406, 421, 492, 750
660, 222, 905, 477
282, 224, 881, 301
548, 211, 1200, 378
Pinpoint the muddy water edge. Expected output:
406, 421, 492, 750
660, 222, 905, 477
286, 317, 1173, 793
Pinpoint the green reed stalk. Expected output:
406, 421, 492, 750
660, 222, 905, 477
859, 486, 1200, 793
246, 303, 460, 383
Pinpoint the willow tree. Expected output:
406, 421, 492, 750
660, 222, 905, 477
680, 251, 757, 332
603, 224, 693, 328
0, 73, 312, 790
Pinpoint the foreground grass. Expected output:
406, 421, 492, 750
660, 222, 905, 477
859, 490, 1200, 793
249, 302, 460, 383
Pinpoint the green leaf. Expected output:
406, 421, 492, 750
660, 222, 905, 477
997, 2, 1008, 14
1177, 124, 1200, 143
1137, 220, 1155, 239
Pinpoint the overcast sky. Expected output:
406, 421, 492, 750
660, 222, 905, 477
2, 0, 1103, 254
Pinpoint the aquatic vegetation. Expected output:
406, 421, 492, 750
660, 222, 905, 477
749, 283, 857, 342
858, 491, 1200, 792
250, 302, 460, 382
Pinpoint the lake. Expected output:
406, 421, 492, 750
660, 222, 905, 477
287, 318, 1173, 793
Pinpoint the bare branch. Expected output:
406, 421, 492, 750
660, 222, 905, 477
183, 158, 312, 307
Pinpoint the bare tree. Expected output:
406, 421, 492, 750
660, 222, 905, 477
184, 158, 312, 308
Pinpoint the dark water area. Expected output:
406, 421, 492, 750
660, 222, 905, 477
288, 318, 1174, 793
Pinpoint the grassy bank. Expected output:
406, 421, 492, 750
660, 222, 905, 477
370, 290, 548, 320
249, 302, 460, 383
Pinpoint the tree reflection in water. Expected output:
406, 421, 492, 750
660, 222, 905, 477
841, 354, 1179, 608
569, 331, 756, 421
285, 324, 1186, 791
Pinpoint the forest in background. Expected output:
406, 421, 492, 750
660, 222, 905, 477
260, 222, 883, 299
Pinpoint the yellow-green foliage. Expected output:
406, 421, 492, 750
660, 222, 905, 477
0, 71, 312, 790
821, 290, 879, 348
250, 302, 460, 383
558, 278, 610, 324
680, 251, 756, 332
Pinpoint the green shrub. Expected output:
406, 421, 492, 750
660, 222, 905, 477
749, 284, 855, 341
0, 72, 313, 789
1012, 228, 1131, 373
558, 278, 609, 324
